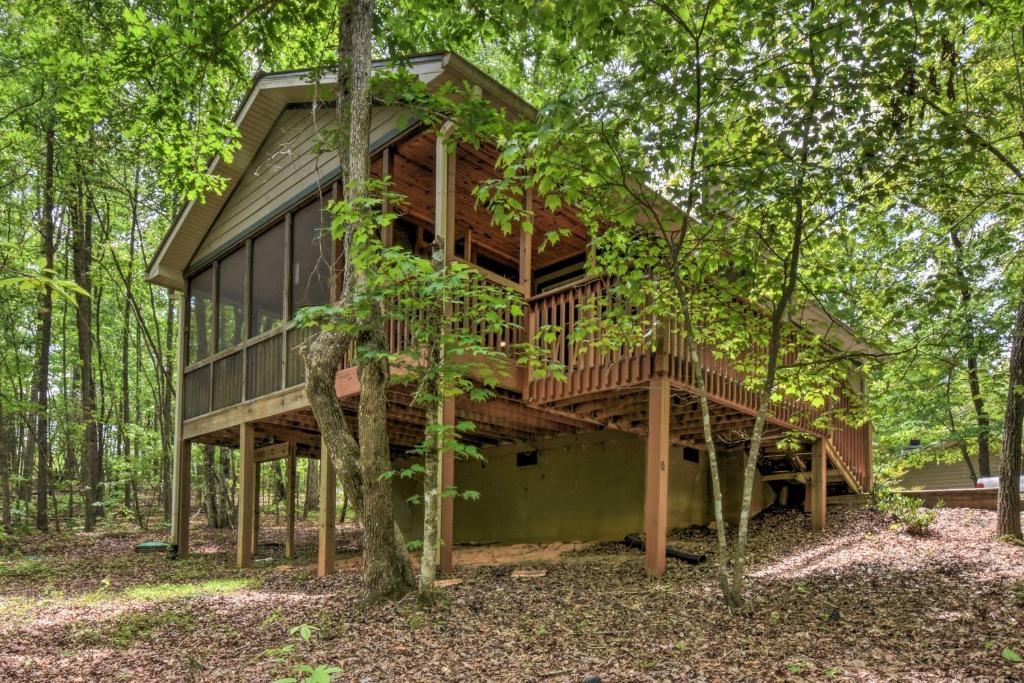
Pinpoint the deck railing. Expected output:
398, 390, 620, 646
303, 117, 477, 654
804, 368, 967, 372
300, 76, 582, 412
526, 277, 872, 491
181, 274, 871, 491
527, 278, 653, 403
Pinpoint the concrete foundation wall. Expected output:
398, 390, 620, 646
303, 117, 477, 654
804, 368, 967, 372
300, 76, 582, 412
393, 430, 725, 544
713, 450, 778, 524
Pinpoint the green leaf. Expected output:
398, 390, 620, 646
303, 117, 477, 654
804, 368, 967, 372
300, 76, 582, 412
1002, 648, 1023, 664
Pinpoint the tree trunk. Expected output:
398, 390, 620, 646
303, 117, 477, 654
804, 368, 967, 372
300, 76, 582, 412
202, 445, 219, 527
684, 319, 731, 602
417, 195, 450, 598
216, 447, 232, 528
944, 370, 978, 483
339, 489, 349, 524
996, 294, 1023, 539
303, 459, 319, 519
162, 297, 174, 520
0, 407, 13, 533
949, 226, 991, 477
301, 0, 412, 602
33, 127, 56, 532
730, 156, 806, 607
73, 173, 101, 532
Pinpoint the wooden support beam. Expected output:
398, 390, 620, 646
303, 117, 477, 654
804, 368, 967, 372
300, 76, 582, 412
435, 125, 456, 263
237, 421, 255, 568
318, 434, 337, 576
519, 189, 533, 296
381, 145, 394, 247
285, 443, 296, 559
251, 462, 261, 557
182, 384, 310, 440
811, 439, 827, 531
440, 396, 455, 575
254, 441, 290, 463
761, 471, 809, 483
435, 125, 456, 575
170, 291, 191, 557
644, 375, 670, 576
171, 439, 192, 557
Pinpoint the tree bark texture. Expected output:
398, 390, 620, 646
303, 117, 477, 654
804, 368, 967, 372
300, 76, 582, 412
73, 173, 101, 532
301, 0, 413, 602
996, 294, 1023, 539
949, 226, 991, 477
33, 128, 56, 531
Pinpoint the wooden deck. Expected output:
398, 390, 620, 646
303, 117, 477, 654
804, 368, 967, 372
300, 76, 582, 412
181, 274, 871, 495
169, 125, 871, 579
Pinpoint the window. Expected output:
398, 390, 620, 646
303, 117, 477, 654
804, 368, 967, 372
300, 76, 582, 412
251, 222, 285, 336
291, 200, 333, 314
682, 447, 700, 464
187, 267, 214, 364
217, 247, 246, 352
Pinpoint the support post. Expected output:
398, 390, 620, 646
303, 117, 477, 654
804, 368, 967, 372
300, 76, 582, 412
435, 125, 457, 575
440, 396, 455, 575
170, 291, 191, 556
811, 439, 827, 531
644, 375, 670, 576
381, 146, 394, 247
519, 189, 533, 296
318, 435, 337, 577
251, 462, 261, 556
237, 421, 255, 568
285, 444, 296, 559
171, 439, 191, 557
435, 125, 456, 263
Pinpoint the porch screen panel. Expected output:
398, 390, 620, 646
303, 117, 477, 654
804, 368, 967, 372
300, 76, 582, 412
291, 199, 333, 314
250, 222, 284, 337
212, 351, 243, 410
247, 335, 282, 399
217, 248, 246, 351
183, 365, 210, 419
286, 324, 315, 386
187, 267, 214, 364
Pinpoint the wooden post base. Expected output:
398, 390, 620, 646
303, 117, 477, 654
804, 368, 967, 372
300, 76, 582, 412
644, 376, 670, 576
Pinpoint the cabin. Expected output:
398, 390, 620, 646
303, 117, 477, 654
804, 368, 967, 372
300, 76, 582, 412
146, 52, 873, 577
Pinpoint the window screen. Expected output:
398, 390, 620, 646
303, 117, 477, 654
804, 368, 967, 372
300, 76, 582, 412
217, 248, 246, 351
251, 222, 285, 336
187, 267, 214, 364
291, 200, 333, 314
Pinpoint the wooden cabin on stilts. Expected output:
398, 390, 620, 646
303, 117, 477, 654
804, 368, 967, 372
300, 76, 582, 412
148, 53, 873, 578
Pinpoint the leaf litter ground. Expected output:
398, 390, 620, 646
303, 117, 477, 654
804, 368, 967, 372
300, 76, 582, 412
1, 506, 1022, 681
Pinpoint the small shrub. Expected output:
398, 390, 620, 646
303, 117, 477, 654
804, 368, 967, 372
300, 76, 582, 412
873, 484, 939, 535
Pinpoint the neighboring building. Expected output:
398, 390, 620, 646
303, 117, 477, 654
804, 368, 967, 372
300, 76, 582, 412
899, 455, 999, 490
146, 53, 873, 577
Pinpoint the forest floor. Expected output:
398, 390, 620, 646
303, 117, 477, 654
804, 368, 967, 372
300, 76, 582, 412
1, 506, 1023, 682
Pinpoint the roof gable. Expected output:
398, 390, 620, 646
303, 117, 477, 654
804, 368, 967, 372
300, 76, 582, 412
147, 52, 529, 290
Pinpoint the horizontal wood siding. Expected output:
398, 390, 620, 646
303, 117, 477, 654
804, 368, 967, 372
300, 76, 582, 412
190, 106, 410, 268
899, 456, 999, 490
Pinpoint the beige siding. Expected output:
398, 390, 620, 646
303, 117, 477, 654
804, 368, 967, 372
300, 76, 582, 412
899, 456, 1000, 490
392, 431, 710, 544
189, 105, 412, 268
